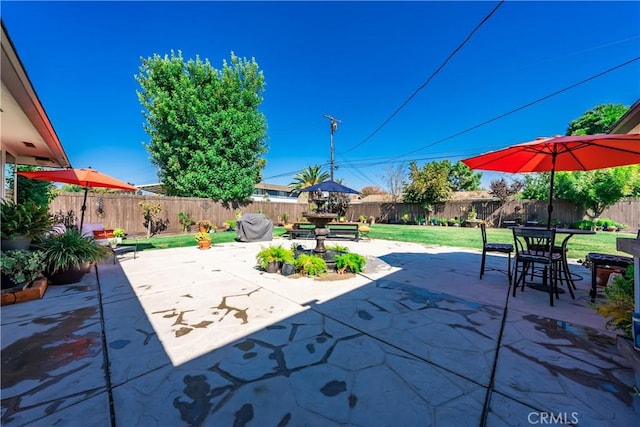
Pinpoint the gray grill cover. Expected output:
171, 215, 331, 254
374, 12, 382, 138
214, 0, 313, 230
236, 214, 273, 242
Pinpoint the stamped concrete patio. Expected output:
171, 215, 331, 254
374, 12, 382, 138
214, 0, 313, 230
1, 238, 638, 426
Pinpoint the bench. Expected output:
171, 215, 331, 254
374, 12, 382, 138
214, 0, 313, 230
287, 223, 315, 240
327, 223, 359, 241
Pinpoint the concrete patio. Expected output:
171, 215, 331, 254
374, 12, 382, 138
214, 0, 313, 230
1, 238, 638, 426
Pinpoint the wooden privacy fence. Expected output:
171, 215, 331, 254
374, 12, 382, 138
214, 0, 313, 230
48, 193, 640, 237
48, 193, 312, 237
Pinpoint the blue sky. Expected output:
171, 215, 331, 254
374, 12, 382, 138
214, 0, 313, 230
3, 1, 639, 191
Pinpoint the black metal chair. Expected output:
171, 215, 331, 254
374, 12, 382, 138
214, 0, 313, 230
480, 223, 513, 284
512, 227, 571, 306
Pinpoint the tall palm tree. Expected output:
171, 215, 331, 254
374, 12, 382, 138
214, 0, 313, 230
288, 165, 330, 191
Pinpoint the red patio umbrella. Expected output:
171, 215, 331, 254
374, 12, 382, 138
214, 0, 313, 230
461, 134, 640, 228
17, 168, 137, 231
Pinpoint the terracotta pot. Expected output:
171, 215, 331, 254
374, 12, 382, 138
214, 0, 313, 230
198, 240, 211, 250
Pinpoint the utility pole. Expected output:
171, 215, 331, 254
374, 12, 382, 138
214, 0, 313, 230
323, 114, 340, 181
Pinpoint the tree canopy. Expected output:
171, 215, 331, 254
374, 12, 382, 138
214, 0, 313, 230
554, 166, 640, 219
8, 165, 56, 207
403, 161, 451, 207
444, 160, 482, 191
565, 104, 628, 135
520, 102, 635, 218
136, 51, 267, 204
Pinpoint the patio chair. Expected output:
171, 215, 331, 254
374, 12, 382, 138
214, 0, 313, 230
479, 223, 513, 284
512, 227, 570, 306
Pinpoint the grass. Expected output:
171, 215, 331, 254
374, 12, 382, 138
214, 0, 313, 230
122, 230, 238, 251
126, 224, 635, 261
362, 224, 635, 260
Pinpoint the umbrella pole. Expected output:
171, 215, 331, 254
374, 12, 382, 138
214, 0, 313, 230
79, 186, 88, 232
546, 148, 557, 229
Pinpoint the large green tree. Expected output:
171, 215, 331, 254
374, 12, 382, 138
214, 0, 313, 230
566, 103, 628, 135
521, 103, 634, 218
403, 161, 451, 208
445, 160, 482, 191
136, 51, 267, 204
554, 166, 640, 219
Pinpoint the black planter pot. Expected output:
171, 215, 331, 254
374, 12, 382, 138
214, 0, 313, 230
1, 236, 32, 252
47, 262, 91, 285
281, 262, 295, 276
1, 272, 25, 290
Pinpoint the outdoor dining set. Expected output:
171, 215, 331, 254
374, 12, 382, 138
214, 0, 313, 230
479, 222, 635, 307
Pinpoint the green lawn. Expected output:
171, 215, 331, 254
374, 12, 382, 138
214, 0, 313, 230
125, 224, 634, 261
360, 224, 635, 260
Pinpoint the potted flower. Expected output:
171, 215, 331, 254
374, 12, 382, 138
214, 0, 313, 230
1, 200, 53, 251
0, 250, 46, 290
195, 231, 212, 249
36, 229, 110, 285
196, 220, 213, 233
256, 245, 295, 273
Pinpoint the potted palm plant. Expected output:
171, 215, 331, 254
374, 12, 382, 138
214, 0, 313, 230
37, 229, 110, 285
1, 200, 53, 251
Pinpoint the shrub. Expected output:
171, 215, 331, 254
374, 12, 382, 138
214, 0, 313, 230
178, 212, 194, 232
0, 250, 45, 285
326, 244, 350, 253
295, 254, 327, 276
1, 200, 53, 239
335, 253, 366, 274
594, 265, 634, 338
256, 245, 295, 270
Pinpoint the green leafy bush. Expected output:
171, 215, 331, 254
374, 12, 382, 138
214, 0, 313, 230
0, 250, 45, 285
295, 254, 327, 276
326, 244, 350, 253
178, 212, 194, 232
335, 253, 367, 274
1, 200, 53, 239
594, 265, 634, 338
256, 245, 295, 270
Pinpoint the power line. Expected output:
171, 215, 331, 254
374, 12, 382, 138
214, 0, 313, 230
334, 55, 639, 171
339, 0, 504, 155
392, 56, 640, 159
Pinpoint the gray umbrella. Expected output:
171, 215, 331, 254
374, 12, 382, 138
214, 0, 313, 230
299, 180, 360, 194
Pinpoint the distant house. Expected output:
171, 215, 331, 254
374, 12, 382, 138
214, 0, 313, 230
252, 182, 298, 203
137, 181, 300, 203
1, 20, 71, 201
